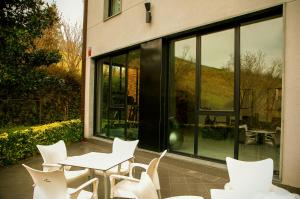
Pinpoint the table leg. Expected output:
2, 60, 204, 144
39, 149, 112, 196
103, 172, 108, 199
89, 169, 95, 192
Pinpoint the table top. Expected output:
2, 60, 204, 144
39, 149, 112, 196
210, 189, 249, 199
59, 152, 133, 171
166, 196, 203, 199
248, 129, 275, 134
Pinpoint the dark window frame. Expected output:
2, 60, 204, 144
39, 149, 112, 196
167, 5, 283, 163
93, 47, 140, 141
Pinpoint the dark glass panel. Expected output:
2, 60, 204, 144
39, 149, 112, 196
94, 58, 110, 137
111, 54, 126, 106
198, 115, 235, 160
109, 0, 121, 17
108, 54, 126, 139
239, 17, 283, 172
200, 29, 234, 110
127, 49, 140, 140
169, 37, 196, 154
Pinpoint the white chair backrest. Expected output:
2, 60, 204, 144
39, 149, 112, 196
226, 157, 273, 193
157, 150, 167, 165
152, 150, 167, 190
23, 164, 68, 199
275, 127, 281, 133
37, 140, 67, 166
132, 172, 159, 199
239, 124, 248, 131
112, 138, 139, 156
146, 158, 159, 178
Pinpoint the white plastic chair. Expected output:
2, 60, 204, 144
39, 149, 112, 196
224, 157, 292, 197
110, 158, 158, 198
239, 124, 257, 144
37, 140, 90, 184
265, 127, 281, 146
129, 150, 167, 199
94, 138, 139, 176
110, 150, 201, 199
132, 172, 204, 199
225, 157, 273, 193
23, 164, 98, 199
132, 172, 159, 199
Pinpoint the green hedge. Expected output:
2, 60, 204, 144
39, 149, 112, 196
0, 119, 83, 166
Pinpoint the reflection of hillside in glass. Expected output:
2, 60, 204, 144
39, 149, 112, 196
240, 51, 282, 125
174, 57, 195, 101
173, 56, 235, 111
173, 57, 196, 126
201, 28, 234, 110
174, 52, 281, 115
200, 65, 234, 110
239, 17, 282, 171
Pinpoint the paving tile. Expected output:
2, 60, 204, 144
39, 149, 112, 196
197, 173, 222, 183
170, 183, 192, 196
169, 176, 187, 184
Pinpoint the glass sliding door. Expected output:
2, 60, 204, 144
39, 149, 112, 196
169, 37, 196, 154
95, 49, 140, 140
127, 49, 140, 140
239, 17, 283, 172
108, 54, 126, 139
198, 29, 235, 160
198, 115, 235, 160
95, 58, 110, 137
168, 16, 282, 166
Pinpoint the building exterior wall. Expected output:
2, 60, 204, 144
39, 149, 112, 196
86, 0, 288, 56
84, 58, 95, 139
282, 0, 300, 188
85, 0, 300, 187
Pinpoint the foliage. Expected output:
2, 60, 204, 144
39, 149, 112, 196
59, 21, 82, 74
0, 0, 82, 126
0, 119, 83, 166
0, 0, 61, 69
0, 0, 61, 97
0, 67, 81, 126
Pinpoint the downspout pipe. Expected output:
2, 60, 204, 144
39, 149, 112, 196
81, 0, 88, 137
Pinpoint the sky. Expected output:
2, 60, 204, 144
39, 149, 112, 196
45, 0, 84, 26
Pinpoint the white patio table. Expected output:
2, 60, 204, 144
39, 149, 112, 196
59, 152, 134, 199
248, 129, 275, 144
248, 129, 275, 135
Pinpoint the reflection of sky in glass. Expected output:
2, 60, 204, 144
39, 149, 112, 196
241, 17, 283, 66
174, 17, 282, 68
202, 29, 234, 68
174, 37, 196, 63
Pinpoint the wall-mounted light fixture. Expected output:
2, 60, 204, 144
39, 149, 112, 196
144, 0, 151, 23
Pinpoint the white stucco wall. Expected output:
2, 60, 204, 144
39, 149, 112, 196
282, 0, 300, 188
84, 0, 300, 188
86, 0, 287, 56
84, 58, 95, 138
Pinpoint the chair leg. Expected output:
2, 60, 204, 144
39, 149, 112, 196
157, 190, 162, 199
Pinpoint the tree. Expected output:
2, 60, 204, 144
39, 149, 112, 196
0, 0, 61, 98
0, 0, 70, 126
59, 21, 82, 74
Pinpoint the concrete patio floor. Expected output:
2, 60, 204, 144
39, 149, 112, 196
0, 139, 299, 199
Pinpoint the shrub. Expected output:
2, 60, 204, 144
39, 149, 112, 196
0, 119, 83, 166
